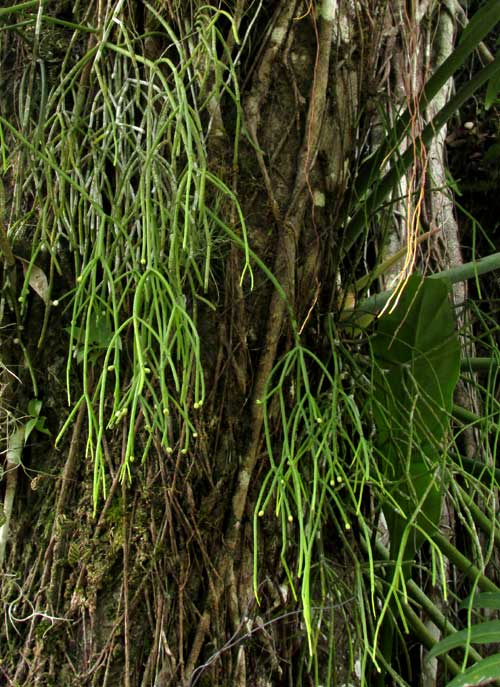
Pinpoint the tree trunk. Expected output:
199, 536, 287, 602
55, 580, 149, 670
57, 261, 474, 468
0, 2, 496, 686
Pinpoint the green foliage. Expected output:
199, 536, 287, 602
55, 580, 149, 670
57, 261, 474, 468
254, 341, 375, 653
2, 1, 500, 685
485, 68, 500, 109
24, 399, 50, 442
428, 592, 500, 687
446, 655, 500, 687
428, 619, 500, 658
372, 275, 460, 569
0, 4, 252, 507
460, 593, 500, 610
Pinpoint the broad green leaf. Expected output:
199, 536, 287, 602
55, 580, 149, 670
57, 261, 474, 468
427, 620, 500, 660
372, 275, 460, 572
24, 399, 51, 441
73, 309, 120, 364
88, 311, 113, 348
384, 461, 442, 565
458, 0, 500, 49
485, 68, 500, 110
24, 416, 51, 441
24, 418, 39, 442
372, 275, 460, 443
445, 654, 500, 687
460, 593, 500, 611
27, 399, 42, 418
